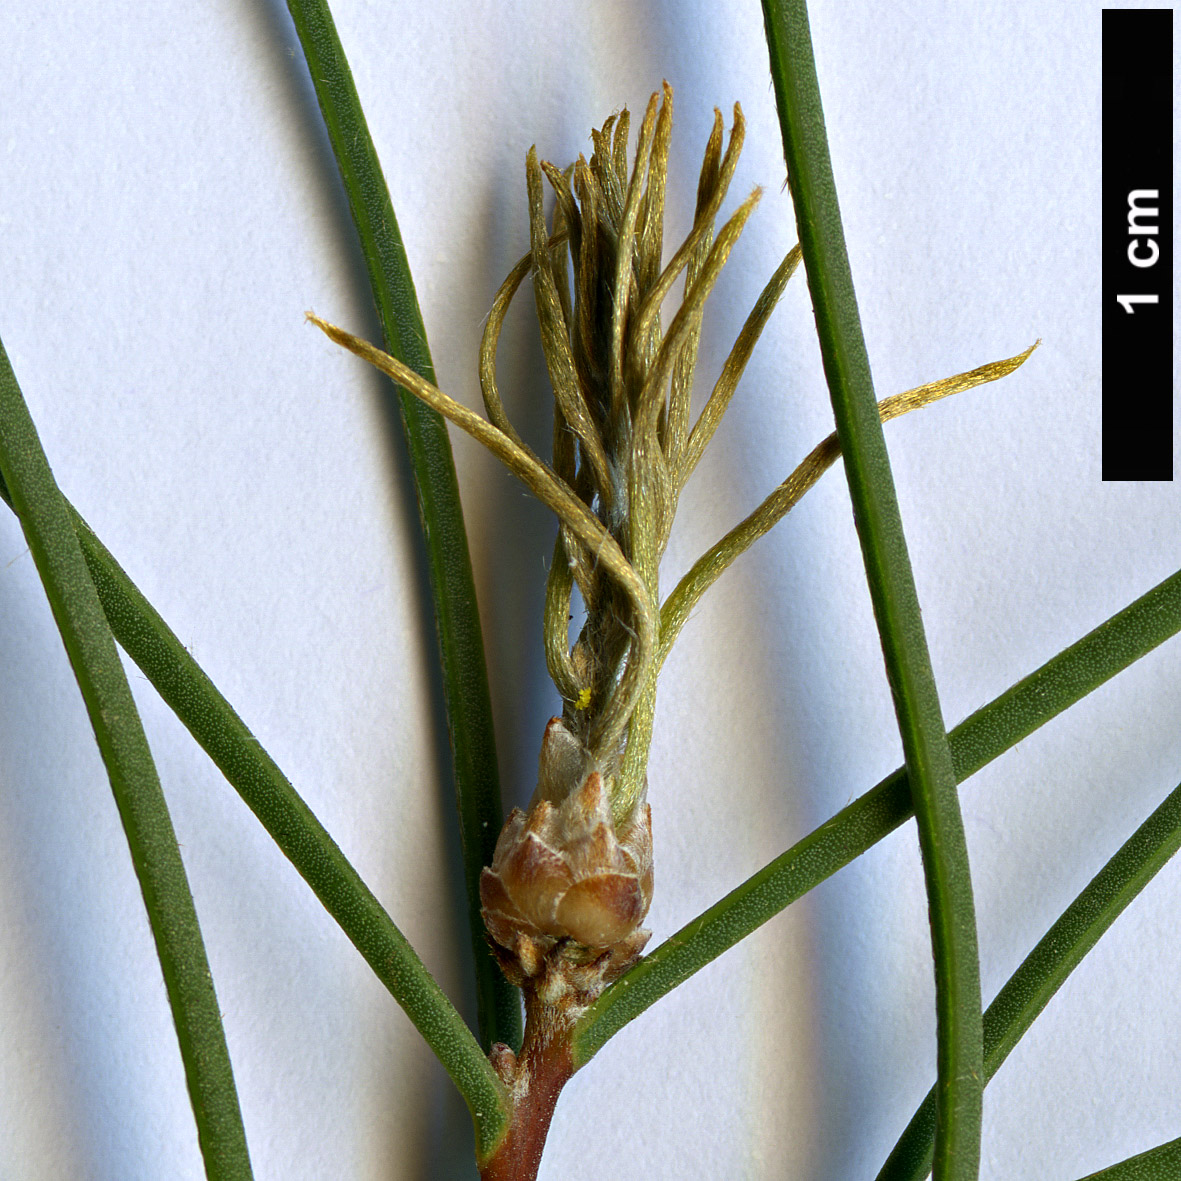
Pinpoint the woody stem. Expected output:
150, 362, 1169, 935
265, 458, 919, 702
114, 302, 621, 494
479, 991, 578, 1181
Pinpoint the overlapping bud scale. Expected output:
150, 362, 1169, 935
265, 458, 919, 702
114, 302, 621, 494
480, 718, 653, 988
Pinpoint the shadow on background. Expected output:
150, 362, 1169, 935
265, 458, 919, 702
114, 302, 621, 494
249, 0, 885, 1176
0, 573, 103, 1178
250, 1, 485, 1176
643, 1, 882, 1176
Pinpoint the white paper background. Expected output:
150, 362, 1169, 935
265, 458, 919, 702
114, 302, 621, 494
1, 1, 1178, 1178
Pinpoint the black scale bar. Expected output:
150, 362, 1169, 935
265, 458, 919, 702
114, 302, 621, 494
1102, 8, 1174, 481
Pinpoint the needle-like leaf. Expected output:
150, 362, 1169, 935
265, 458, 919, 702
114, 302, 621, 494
760, 3, 982, 1174
0, 465, 511, 1163
1073, 1138, 1181, 1181
0, 339, 252, 1180
877, 779, 1181, 1181
572, 569, 1181, 1064
660, 345, 1037, 667
283, 0, 518, 1051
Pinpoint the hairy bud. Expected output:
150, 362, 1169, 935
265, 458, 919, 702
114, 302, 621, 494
480, 717, 653, 993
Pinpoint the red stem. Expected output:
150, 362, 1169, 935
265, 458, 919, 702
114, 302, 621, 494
480, 996, 577, 1181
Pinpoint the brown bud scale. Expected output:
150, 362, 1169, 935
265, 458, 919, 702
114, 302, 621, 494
480, 717, 653, 996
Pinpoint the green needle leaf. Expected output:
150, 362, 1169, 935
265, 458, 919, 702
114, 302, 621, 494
0, 339, 253, 1180
572, 569, 1181, 1064
0, 469, 510, 1161
760, 2, 981, 1174
283, 0, 519, 1051
877, 780, 1181, 1181
1074, 1138, 1181, 1181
